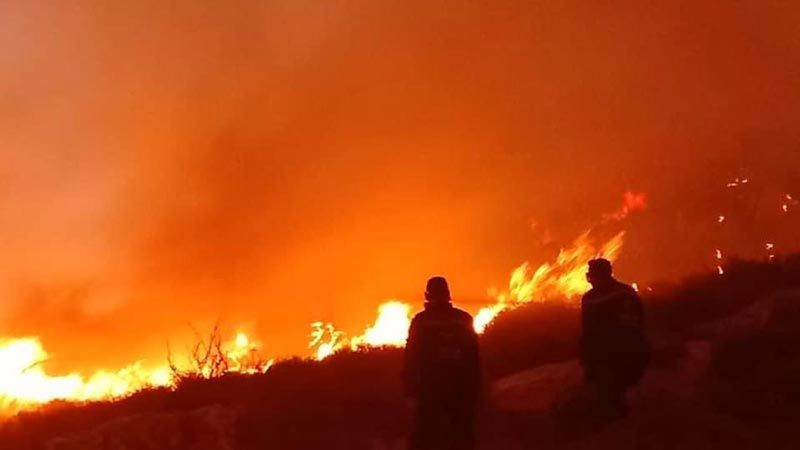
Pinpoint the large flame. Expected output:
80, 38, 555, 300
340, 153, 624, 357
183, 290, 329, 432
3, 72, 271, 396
310, 301, 412, 360
0, 331, 269, 416
474, 231, 624, 333
0, 337, 170, 415
350, 301, 411, 349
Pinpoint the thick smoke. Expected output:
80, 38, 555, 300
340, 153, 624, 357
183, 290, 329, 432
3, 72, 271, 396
0, 0, 798, 370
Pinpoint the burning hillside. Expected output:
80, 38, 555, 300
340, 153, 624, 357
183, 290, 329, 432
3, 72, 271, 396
0, 192, 642, 415
2, 173, 797, 417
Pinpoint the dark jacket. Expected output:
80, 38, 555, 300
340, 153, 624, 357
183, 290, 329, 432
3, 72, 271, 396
580, 279, 648, 384
404, 302, 480, 401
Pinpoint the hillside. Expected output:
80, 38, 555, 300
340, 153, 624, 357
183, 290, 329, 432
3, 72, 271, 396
2, 255, 800, 450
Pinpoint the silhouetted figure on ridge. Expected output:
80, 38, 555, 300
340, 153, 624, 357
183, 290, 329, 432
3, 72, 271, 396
404, 276, 481, 450
581, 258, 649, 420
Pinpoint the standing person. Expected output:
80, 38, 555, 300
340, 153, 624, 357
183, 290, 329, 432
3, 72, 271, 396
580, 258, 649, 420
404, 276, 481, 450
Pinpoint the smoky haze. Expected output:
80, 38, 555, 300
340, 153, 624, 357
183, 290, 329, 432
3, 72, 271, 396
0, 1, 798, 371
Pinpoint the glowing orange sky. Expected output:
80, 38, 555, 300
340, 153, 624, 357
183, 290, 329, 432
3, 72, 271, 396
0, 1, 799, 372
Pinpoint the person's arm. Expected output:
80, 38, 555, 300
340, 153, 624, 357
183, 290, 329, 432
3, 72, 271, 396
579, 295, 589, 368
403, 317, 421, 398
468, 322, 481, 401
618, 289, 644, 333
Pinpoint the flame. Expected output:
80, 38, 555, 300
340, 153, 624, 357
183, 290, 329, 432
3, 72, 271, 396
310, 302, 412, 360
715, 249, 723, 260
235, 332, 249, 348
473, 304, 505, 335
0, 338, 171, 415
0, 331, 270, 415
309, 322, 345, 361
474, 231, 625, 332
605, 191, 647, 221
718, 215, 726, 223
225, 332, 274, 375
350, 301, 411, 349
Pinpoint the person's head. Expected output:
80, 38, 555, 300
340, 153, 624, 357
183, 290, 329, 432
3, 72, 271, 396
425, 276, 451, 304
586, 258, 613, 287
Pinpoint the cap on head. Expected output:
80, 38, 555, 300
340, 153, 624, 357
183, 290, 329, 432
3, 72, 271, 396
425, 276, 451, 303
587, 258, 613, 279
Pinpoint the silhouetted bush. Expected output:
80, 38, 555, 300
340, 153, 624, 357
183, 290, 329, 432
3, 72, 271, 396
480, 302, 580, 379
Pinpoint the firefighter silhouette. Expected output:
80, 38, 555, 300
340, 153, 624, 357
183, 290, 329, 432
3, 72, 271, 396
580, 258, 649, 419
404, 277, 480, 450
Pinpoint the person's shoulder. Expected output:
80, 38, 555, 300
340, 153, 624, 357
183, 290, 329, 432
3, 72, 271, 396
614, 280, 638, 296
411, 309, 429, 323
451, 306, 474, 323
